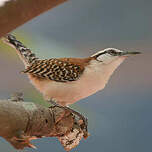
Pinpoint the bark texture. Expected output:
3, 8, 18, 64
0, 94, 89, 151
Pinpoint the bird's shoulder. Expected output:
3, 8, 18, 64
23, 57, 92, 82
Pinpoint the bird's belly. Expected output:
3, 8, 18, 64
41, 72, 107, 106
28, 69, 109, 106
28, 58, 125, 106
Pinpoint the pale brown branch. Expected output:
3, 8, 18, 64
0, 93, 89, 151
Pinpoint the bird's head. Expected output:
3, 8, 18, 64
91, 48, 141, 64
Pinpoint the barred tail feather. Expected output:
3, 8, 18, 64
3, 34, 38, 67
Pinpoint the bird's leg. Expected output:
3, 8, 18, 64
49, 99, 88, 137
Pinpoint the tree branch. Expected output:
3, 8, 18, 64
0, 93, 89, 151
0, 0, 68, 37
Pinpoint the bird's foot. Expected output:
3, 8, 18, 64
48, 100, 88, 138
64, 106, 88, 138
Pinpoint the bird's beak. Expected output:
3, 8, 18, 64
120, 51, 141, 56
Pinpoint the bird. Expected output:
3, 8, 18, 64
3, 34, 140, 130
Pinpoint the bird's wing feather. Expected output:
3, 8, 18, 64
22, 58, 86, 82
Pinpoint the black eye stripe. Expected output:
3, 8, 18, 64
95, 51, 107, 57
109, 50, 116, 53
108, 50, 121, 56
94, 49, 122, 60
95, 50, 116, 57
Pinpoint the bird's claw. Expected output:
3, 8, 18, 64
65, 107, 88, 137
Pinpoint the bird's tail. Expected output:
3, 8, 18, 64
3, 34, 38, 67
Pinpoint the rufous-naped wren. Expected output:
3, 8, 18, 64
3, 34, 140, 106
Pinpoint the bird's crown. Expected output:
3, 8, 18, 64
91, 48, 123, 58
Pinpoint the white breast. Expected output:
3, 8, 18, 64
28, 58, 125, 106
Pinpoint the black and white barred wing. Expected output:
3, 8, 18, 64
23, 59, 84, 82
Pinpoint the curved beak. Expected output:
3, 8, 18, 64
120, 51, 141, 56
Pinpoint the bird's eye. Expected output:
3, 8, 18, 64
108, 50, 117, 55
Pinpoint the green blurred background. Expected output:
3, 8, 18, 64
0, 0, 152, 151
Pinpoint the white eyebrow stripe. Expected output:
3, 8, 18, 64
91, 51, 106, 57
